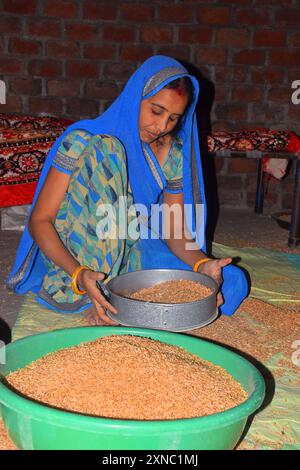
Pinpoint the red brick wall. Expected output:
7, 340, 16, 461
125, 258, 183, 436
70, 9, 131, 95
213, 156, 297, 212
0, 0, 299, 212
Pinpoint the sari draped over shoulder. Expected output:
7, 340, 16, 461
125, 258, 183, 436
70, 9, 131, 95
7, 55, 248, 316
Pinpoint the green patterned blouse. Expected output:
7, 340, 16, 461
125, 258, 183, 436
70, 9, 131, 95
51, 130, 183, 193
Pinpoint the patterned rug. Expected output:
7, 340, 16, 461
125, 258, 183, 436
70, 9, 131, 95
0, 243, 299, 450
0, 114, 73, 207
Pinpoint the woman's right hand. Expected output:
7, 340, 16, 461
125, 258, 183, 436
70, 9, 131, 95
78, 269, 119, 326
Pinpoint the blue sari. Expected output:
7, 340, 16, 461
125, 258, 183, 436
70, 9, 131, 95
7, 55, 248, 316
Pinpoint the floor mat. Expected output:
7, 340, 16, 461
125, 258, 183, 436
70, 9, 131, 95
1, 243, 299, 450
213, 242, 300, 309
196, 297, 300, 450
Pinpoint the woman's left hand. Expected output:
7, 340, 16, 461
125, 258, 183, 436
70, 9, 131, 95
199, 257, 232, 307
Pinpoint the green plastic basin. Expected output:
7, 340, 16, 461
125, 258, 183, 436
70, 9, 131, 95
0, 327, 265, 450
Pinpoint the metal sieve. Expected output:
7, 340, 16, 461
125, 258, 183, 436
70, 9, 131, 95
99, 269, 219, 332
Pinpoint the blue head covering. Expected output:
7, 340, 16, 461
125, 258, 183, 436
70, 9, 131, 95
7, 55, 248, 315
8, 56, 206, 287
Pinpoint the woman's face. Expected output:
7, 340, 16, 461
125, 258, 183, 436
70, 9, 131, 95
139, 87, 189, 143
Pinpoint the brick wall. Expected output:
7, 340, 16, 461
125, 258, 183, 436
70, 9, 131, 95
0, 0, 299, 213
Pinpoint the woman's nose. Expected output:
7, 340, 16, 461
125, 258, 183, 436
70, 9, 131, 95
156, 115, 169, 133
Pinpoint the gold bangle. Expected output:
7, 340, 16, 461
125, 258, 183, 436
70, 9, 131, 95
71, 265, 89, 295
193, 258, 211, 273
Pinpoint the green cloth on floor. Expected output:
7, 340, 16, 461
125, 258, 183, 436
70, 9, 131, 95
8, 243, 300, 450
12, 292, 85, 342
244, 358, 300, 450
212, 242, 300, 309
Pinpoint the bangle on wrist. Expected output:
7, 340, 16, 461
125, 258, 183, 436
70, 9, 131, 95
193, 257, 211, 273
71, 265, 89, 295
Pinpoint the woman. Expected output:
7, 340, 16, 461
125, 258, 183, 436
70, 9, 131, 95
7, 56, 248, 325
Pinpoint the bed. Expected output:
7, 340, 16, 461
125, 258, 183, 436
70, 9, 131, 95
0, 114, 299, 246
207, 130, 300, 248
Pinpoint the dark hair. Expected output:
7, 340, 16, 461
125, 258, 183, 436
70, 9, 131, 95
164, 77, 194, 104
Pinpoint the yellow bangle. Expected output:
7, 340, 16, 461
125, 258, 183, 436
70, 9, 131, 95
193, 258, 211, 273
71, 265, 89, 295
